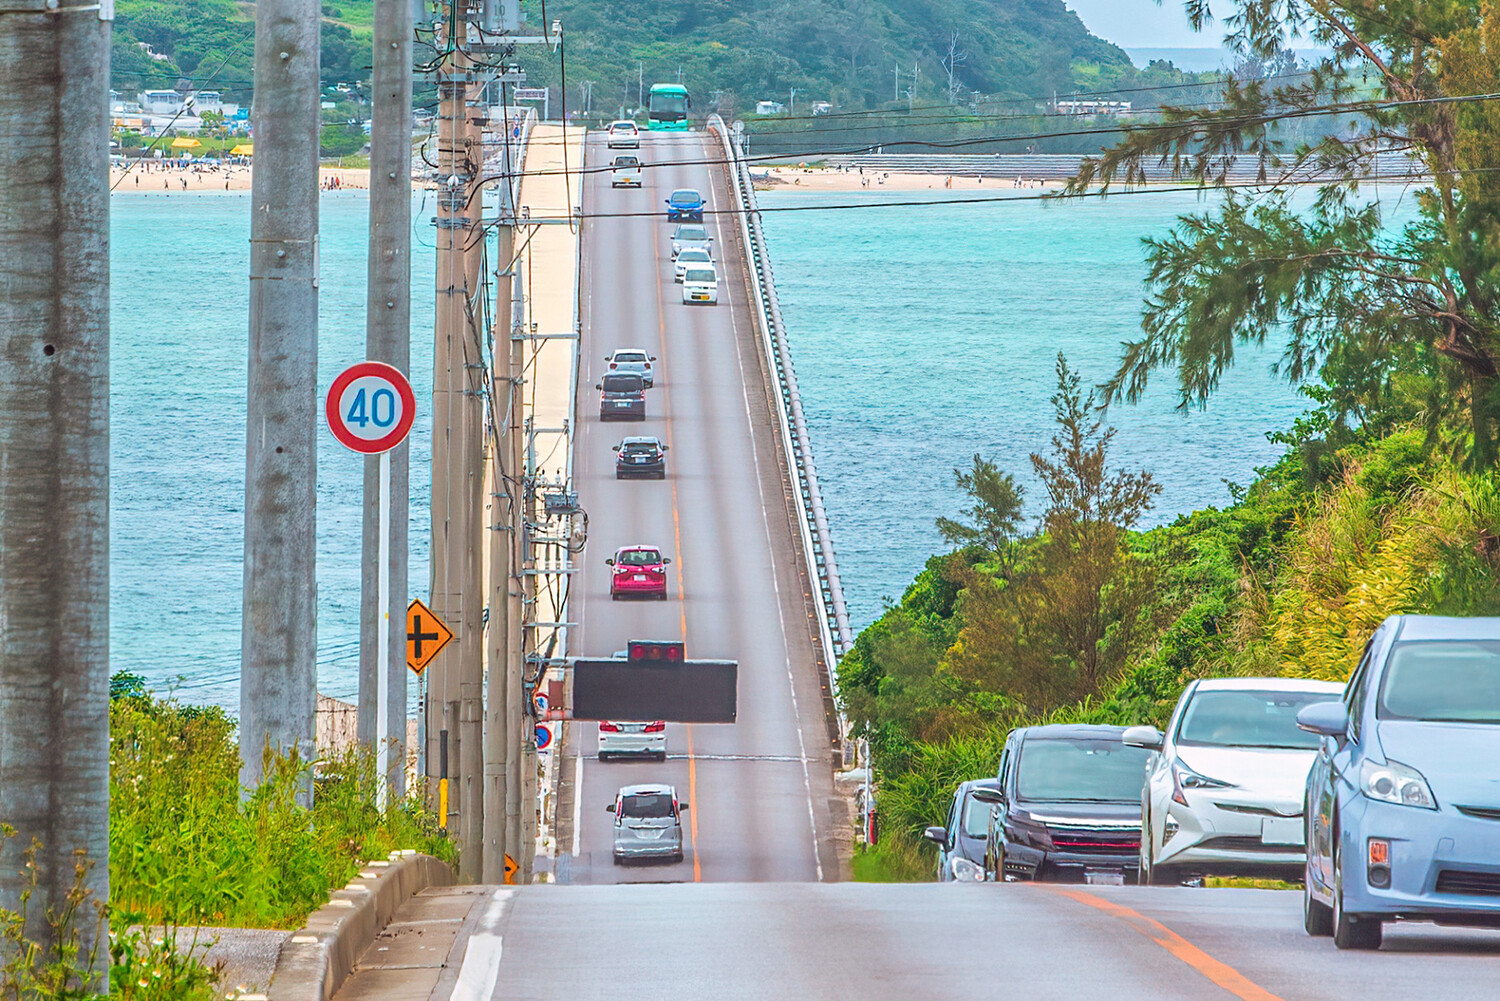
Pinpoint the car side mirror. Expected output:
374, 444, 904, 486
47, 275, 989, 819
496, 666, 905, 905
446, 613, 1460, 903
1122, 725, 1165, 751
922, 826, 950, 848
662, 557, 672, 565
605, 558, 615, 566
594, 383, 602, 390
678, 803, 689, 812
969, 787, 1004, 806
606, 803, 616, 813
1297, 701, 1350, 740
662, 444, 670, 450
650, 356, 657, 361
611, 444, 620, 451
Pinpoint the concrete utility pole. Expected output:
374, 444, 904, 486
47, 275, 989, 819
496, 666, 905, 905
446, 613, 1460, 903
430, 0, 488, 879
359, 0, 415, 798
0, 11, 111, 974
241, 0, 321, 791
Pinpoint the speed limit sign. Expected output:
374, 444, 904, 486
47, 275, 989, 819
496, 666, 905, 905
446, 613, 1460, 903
325, 361, 415, 454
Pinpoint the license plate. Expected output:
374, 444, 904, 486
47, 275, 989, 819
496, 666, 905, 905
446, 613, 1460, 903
1084, 870, 1125, 886
1262, 817, 1304, 846
613, 401, 630, 407
633, 574, 648, 581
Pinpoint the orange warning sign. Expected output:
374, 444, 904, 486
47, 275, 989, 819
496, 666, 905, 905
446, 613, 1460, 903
406, 599, 454, 676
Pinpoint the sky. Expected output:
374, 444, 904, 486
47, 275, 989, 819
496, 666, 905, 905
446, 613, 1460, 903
1065, 0, 1218, 48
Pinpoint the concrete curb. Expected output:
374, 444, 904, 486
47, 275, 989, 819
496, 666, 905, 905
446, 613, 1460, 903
267, 852, 456, 1001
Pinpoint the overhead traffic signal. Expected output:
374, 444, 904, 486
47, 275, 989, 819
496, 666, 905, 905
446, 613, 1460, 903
627, 639, 685, 663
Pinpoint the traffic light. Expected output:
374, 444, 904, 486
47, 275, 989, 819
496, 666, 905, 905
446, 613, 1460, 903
627, 639, 684, 663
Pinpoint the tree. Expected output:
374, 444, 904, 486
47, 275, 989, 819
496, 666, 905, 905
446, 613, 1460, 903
935, 453, 1025, 572
1066, 2, 1500, 467
948, 355, 1161, 711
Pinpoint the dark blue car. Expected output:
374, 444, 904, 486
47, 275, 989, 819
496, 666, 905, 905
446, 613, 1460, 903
665, 188, 704, 222
924, 778, 1001, 881
1299, 614, 1500, 950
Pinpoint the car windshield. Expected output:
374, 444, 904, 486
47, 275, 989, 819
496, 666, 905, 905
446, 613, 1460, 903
685, 269, 716, 283
620, 793, 674, 818
1015, 738, 1150, 802
1176, 689, 1331, 749
676, 226, 708, 241
618, 549, 662, 566
611, 122, 635, 132
613, 352, 647, 363
1378, 640, 1500, 723
651, 94, 687, 116
623, 442, 657, 454
614, 157, 637, 167
671, 190, 700, 203
962, 793, 992, 838
600, 374, 642, 393
679, 250, 710, 263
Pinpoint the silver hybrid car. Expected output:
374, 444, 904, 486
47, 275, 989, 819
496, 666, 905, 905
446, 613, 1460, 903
609, 783, 688, 864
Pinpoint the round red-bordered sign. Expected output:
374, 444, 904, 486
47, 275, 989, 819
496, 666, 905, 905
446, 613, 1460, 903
325, 361, 416, 454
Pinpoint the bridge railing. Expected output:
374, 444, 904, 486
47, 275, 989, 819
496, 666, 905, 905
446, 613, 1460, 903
708, 115, 853, 754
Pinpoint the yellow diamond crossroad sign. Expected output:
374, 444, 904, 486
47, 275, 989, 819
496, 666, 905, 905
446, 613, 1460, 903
406, 599, 453, 676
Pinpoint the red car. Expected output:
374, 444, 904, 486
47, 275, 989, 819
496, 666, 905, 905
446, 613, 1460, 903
607, 545, 671, 600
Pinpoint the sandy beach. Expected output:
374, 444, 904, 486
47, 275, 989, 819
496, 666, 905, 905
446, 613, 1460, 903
110, 163, 371, 192
753, 165, 1060, 192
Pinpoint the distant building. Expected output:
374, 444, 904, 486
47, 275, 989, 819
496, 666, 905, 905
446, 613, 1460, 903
755, 100, 786, 115
811, 101, 832, 116
139, 89, 184, 114
1053, 99, 1132, 116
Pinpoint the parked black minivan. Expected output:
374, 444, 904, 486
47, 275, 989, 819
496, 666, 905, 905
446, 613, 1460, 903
597, 372, 646, 421
975, 724, 1151, 883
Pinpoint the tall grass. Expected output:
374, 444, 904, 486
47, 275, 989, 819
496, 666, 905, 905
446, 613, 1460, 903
110, 678, 454, 929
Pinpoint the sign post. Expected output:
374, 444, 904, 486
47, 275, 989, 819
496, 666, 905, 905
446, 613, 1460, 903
326, 361, 416, 810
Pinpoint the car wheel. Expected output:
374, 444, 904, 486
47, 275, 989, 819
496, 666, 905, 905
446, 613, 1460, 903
611, 593, 620, 601
655, 751, 667, 762
1147, 861, 1180, 886
1332, 838, 1382, 950
1304, 867, 1333, 936
656, 471, 665, 480
598, 752, 611, 762
612, 855, 622, 866
672, 852, 684, 864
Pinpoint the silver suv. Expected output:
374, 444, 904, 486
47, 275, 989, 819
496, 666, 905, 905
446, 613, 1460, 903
608, 783, 687, 864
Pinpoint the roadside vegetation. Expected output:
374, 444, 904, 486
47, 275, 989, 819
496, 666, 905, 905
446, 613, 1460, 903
848, 0, 1500, 880
109, 674, 454, 928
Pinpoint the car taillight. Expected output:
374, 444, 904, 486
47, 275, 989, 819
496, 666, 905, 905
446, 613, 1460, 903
609, 362, 617, 369
598, 722, 620, 732
644, 722, 666, 733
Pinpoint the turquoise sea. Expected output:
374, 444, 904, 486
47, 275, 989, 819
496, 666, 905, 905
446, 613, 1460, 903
111, 185, 1392, 706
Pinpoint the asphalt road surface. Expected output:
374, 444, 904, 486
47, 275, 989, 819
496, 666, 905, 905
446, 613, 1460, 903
461, 883, 1500, 1001
556, 130, 841, 884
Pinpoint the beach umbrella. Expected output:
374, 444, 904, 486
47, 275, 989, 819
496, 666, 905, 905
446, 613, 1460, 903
169, 137, 201, 150
230, 143, 253, 156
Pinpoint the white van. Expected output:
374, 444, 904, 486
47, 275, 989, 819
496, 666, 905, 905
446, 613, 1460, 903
610, 154, 641, 188
681, 264, 718, 305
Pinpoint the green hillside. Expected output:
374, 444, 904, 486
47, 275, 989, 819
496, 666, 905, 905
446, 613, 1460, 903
521, 0, 1137, 114
111, 0, 1148, 114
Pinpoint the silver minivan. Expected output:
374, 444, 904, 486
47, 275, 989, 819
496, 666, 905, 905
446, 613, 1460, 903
609, 783, 687, 864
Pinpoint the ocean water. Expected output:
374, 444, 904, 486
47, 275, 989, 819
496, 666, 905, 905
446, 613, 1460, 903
110, 191, 437, 709
759, 187, 1315, 627
110, 184, 1389, 706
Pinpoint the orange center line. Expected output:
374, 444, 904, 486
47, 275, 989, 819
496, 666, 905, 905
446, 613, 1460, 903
1038, 886, 1285, 1001
652, 190, 699, 882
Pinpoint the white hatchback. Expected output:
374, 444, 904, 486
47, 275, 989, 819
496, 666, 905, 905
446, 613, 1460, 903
598, 721, 667, 761
681, 264, 718, 305
1124, 677, 1345, 884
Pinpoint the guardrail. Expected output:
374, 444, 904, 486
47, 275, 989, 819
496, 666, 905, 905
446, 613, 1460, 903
708, 115, 853, 751
814, 150, 1425, 183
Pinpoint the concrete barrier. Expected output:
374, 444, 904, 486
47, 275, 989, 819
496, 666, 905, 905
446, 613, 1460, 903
266, 852, 455, 1001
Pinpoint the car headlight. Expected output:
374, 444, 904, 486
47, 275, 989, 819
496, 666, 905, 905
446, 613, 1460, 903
949, 856, 984, 882
1171, 761, 1234, 805
1361, 758, 1437, 810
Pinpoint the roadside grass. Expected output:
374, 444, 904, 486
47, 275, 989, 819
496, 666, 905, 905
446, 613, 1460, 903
1204, 877, 1299, 890
851, 839, 931, 882
109, 675, 454, 929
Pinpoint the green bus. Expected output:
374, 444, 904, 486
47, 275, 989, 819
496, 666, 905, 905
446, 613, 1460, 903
647, 84, 691, 130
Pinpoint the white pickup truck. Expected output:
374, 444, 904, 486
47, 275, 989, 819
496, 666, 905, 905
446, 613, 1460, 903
610, 154, 642, 188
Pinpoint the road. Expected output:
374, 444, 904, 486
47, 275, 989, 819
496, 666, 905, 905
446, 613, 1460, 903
446, 883, 1500, 1001
555, 130, 841, 884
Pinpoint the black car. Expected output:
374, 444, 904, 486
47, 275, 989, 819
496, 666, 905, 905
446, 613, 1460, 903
923, 778, 1001, 882
613, 436, 668, 479
597, 373, 646, 421
975, 724, 1151, 883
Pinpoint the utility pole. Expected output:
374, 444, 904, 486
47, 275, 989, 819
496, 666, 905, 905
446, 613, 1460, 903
637, 62, 643, 112
242, 0, 320, 790
430, 0, 487, 878
894, 64, 899, 103
0, 10, 110, 974
360, 0, 415, 797
482, 221, 513, 885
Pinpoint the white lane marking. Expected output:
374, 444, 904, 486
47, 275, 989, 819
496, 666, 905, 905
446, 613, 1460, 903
710, 163, 825, 883
450, 889, 515, 1001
